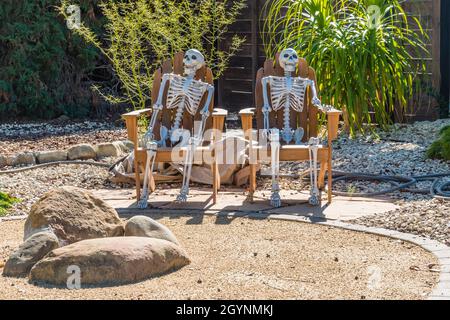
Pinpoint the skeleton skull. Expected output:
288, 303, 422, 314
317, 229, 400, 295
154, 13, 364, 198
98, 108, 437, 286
279, 48, 298, 73
183, 49, 205, 76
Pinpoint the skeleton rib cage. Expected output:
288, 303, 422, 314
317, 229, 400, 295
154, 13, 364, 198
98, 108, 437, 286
268, 76, 311, 113
165, 74, 208, 116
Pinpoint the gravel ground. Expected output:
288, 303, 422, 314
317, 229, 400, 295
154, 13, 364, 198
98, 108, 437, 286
0, 215, 439, 300
0, 121, 127, 154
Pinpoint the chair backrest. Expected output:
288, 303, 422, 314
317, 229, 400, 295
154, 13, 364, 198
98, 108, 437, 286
255, 53, 319, 143
150, 51, 214, 141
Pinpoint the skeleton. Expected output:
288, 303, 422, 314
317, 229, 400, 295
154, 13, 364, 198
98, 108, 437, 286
261, 48, 323, 207
137, 49, 214, 208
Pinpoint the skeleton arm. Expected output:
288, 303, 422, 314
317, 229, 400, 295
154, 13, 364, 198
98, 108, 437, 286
309, 79, 322, 108
261, 77, 272, 133
196, 83, 214, 143
145, 74, 170, 141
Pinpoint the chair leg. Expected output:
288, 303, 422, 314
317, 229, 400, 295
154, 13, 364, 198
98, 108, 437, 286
134, 156, 141, 201
248, 163, 257, 202
149, 171, 156, 193
211, 161, 219, 204
318, 161, 327, 190
327, 163, 333, 204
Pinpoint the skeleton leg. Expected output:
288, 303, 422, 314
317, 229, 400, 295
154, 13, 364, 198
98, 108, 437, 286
308, 137, 320, 206
269, 129, 281, 207
176, 137, 196, 202
137, 142, 157, 209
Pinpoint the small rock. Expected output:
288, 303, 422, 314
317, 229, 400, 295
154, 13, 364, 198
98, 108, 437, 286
124, 215, 179, 245
121, 140, 134, 152
95, 143, 121, 158
12, 152, 36, 166
67, 144, 96, 160
0, 155, 7, 168
36, 150, 68, 164
3, 231, 59, 277
49, 115, 70, 124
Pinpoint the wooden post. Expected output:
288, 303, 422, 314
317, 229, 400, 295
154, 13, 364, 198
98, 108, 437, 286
432, 0, 441, 91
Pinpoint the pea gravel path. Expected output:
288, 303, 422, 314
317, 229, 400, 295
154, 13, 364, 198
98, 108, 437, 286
0, 215, 439, 300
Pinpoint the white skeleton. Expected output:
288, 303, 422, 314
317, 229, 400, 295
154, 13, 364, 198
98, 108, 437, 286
137, 49, 214, 208
261, 48, 323, 207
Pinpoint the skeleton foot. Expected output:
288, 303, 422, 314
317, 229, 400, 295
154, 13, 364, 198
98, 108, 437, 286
270, 183, 282, 208
270, 191, 281, 208
308, 193, 320, 206
137, 188, 149, 209
176, 185, 189, 203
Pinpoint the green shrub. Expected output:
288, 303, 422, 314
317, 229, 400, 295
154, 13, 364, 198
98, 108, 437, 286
58, 0, 246, 111
0, 191, 20, 217
0, 0, 105, 120
427, 126, 450, 161
263, 0, 428, 136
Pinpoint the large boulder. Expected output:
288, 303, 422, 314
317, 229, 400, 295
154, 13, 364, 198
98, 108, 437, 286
67, 144, 96, 160
24, 186, 124, 244
124, 216, 180, 245
36, 150, 68, 164
29, 237, 190, 286
3, 231, 59, 277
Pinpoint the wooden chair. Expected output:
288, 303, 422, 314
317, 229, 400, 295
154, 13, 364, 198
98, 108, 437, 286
122, 52, 227, 204
239, 53, 341, 204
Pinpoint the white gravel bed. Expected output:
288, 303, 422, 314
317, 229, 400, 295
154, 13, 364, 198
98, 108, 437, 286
0, 161, 119, 217
0, 120, 121, 138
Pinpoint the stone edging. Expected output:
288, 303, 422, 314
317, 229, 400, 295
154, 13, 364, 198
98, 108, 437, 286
0, 140, 134, 169
2, 211, 449, 300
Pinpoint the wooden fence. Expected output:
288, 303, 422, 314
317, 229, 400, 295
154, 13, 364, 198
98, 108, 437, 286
217, 0, 445, 121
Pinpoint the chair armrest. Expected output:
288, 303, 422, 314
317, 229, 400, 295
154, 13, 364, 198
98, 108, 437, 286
121, 108, 152, 148
239, 108, 255, 138
212, 108, 228, 118
239, 108, 255, 117
320, 106, 341, 141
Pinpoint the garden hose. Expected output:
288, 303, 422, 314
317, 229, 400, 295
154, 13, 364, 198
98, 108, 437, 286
0, 160, 111, 175
324, 171, 450, 200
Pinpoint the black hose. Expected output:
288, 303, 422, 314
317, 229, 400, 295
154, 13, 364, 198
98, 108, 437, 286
0, 160, 111, 175
325, 171, 450, 200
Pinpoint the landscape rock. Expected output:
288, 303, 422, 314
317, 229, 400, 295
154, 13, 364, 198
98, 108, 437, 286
5, 155, 15, 166
24, 186, 124, 243
12, 152, 36, 166
124, 215, 180, 245
49, 115, 71, 124
3, 231, 59, 277
36, 150, 68, 164
121, 140, 134, 152
67, 144, 96, 160
0, 155, 6, 168
29, 236, 190, 286
95, 142, 120, 158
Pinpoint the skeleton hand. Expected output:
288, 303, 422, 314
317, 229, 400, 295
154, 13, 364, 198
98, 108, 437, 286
152, 102, 164, 111
312, 97, 322, 108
